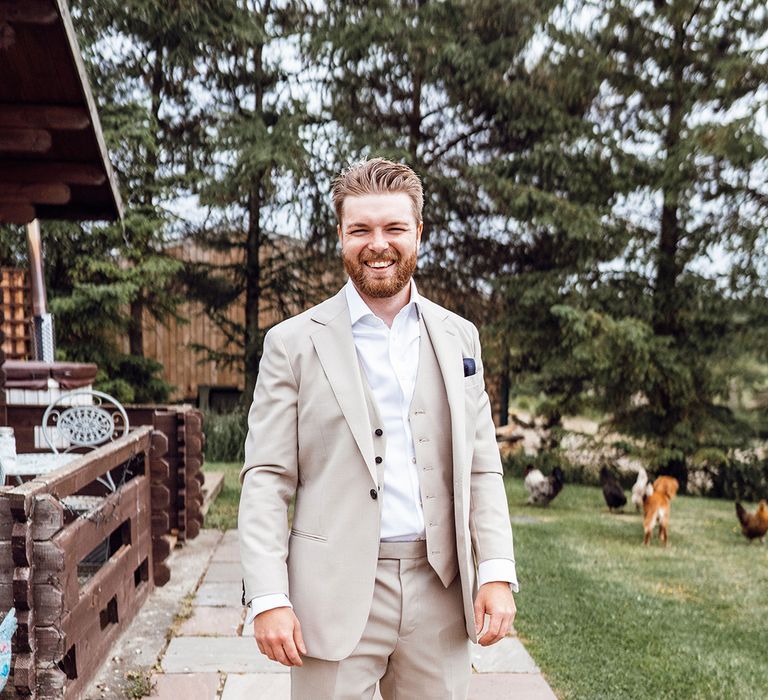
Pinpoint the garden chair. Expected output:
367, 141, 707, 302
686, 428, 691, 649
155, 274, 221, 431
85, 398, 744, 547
41, 389, 130, 492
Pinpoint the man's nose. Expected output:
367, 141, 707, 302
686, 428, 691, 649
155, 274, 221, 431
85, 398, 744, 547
367, 229, 388, 253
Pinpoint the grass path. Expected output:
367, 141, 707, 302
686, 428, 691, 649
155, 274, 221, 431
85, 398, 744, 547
507, 478, 768, 699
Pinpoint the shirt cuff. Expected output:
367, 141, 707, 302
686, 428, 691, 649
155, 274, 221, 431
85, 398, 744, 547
243, 593, 293, 626
478, 558, 519, 593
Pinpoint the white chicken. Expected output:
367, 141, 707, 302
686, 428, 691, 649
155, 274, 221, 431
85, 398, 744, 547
524, 465, 565, 506
631, 467, 653, 511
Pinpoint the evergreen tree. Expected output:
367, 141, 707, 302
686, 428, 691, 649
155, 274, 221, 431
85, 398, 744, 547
306, 0, 554, 316
185, 0, 321, 403
537, 0, 768, 479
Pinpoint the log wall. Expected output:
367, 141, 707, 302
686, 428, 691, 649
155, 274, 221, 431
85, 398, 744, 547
0, 428, 158, 698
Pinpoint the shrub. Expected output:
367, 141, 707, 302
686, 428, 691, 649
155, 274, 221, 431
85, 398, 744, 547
203, 409, 248, 462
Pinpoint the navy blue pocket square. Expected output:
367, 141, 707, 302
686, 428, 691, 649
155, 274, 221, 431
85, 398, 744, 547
463, 357, 476, 377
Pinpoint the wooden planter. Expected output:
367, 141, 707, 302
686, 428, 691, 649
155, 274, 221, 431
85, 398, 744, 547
0, 427, 166, 698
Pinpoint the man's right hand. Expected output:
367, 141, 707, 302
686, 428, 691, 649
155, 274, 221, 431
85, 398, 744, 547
253, 607, 307, 666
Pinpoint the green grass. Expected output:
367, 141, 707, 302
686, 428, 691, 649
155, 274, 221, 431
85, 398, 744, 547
507, 478, 768, 699
202, 460, 295, 531
201, 462, 768, 697
203, 461, 242, 530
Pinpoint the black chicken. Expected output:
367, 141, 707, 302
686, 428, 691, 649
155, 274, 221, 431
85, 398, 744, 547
600, 466, 627, 512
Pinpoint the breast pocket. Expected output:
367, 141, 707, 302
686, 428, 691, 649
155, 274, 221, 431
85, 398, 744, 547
464, 372, 484, 391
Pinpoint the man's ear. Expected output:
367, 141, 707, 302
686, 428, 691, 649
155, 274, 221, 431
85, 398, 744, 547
416, 221, 423, 246
337, 224, 343, 245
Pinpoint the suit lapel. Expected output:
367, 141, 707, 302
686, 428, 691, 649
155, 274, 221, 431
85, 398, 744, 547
419, 300, 466, 480
310, 290, 377, 486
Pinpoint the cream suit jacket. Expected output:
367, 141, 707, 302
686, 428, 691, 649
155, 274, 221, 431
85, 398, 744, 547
238, 287, 515, 661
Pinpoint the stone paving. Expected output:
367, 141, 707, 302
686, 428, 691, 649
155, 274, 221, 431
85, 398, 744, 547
87, 528, 558, 699
159, 529, 556, 699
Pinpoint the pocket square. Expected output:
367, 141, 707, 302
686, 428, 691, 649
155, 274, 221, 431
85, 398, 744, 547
463, 357, 476, 377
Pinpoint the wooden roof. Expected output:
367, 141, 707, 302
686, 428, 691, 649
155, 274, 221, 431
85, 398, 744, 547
0, 0, 123, 224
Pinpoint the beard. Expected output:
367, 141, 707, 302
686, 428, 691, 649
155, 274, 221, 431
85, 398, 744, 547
343, 246, 418, 299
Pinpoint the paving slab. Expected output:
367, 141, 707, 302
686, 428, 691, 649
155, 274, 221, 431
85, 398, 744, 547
162, 636, 289, 674
221, 529, 240, 544
472, 637, 540, 673
469, 672, 558, 700
211, 540, 240, 562
83, 529, 224, 699
177, 606, 244, 636
221, 673, 291, 699
195, 581, 242, 606
203, 561, 243, 583
147, 672, 221, 699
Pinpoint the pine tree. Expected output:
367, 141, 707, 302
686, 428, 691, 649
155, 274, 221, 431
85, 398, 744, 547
305, 0, 555, 316
185, 0, 321, 403
537, 0, 768, 479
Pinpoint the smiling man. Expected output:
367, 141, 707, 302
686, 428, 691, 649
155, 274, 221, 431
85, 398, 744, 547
238, 158, 518, 699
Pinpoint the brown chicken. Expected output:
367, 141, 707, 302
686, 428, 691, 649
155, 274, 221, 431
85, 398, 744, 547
735, 500, 768, 543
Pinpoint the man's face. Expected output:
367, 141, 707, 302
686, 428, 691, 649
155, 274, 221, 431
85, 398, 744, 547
338, 192, 423, 299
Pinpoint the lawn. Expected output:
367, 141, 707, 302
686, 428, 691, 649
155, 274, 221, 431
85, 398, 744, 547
203, 460, 241, 531
507, 478, 768, 699
202, 461, 768, 698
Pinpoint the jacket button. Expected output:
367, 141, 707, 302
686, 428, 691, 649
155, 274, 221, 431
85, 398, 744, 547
375, 456, 383, 464
375, 428, 383, 436
370, 489, 378, 500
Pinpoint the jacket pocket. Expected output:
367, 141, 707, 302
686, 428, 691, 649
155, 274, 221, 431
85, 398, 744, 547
464, 372, 483, 390
290, 528, 327, 543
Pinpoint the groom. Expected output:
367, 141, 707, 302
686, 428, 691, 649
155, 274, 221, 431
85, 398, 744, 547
238, 158, 518, 699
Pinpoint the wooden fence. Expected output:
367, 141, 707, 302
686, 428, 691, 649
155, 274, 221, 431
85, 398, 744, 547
0, 427, 165, 698
5, 404, 205, 583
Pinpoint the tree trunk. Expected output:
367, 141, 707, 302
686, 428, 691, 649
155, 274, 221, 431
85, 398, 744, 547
129, 300, 144, 356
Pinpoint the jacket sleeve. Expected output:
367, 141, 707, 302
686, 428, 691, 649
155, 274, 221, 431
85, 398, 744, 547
238, 327, 299, 603
467, 324, 517, 573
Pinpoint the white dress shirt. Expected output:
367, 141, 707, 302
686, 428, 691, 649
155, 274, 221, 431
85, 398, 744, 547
245, 279, 517, 624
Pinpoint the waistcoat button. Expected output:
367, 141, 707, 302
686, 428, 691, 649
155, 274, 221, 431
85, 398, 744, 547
375, 428, 383, 436
370, 489, 378, 500
375, 456, 382, 464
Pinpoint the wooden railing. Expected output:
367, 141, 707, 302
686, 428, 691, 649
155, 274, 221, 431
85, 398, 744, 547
0, 427, 166, 698
6, 404, 205, 575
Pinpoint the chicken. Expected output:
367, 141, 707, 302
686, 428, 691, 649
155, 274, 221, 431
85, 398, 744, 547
735, 500, 768, 543
631, 467, 652, 511
524, 465, 564, 506
0, 608, 16, 691
600, 465, 627, 512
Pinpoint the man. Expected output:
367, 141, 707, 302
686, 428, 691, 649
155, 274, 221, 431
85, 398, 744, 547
238, 158, 518, 699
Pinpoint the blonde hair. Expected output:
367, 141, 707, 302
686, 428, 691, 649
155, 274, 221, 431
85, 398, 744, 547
331, 158, 423, 224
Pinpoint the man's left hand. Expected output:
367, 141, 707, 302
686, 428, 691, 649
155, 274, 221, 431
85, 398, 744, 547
474, 581, 516, 646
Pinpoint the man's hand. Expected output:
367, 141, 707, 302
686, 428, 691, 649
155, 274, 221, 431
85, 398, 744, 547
474, 582, 516, 646
253, 607, 307, 666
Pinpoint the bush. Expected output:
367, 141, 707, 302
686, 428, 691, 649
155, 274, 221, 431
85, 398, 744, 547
203, 409, 248, 462
689, 454, 768, 501
503, 450, 604, 487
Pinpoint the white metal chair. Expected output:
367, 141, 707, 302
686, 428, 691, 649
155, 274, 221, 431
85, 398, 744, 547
41, 389, 130, 491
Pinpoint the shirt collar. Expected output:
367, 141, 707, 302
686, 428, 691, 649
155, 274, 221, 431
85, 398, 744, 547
344, 278, 421, 327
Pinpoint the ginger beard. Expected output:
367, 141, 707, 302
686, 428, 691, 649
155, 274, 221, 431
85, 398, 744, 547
342, 245, 418, 299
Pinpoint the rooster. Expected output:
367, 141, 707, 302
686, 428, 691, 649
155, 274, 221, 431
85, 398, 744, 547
600, 466, 627, 512
524, 465, 565, 506
735, 500, 768, 543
